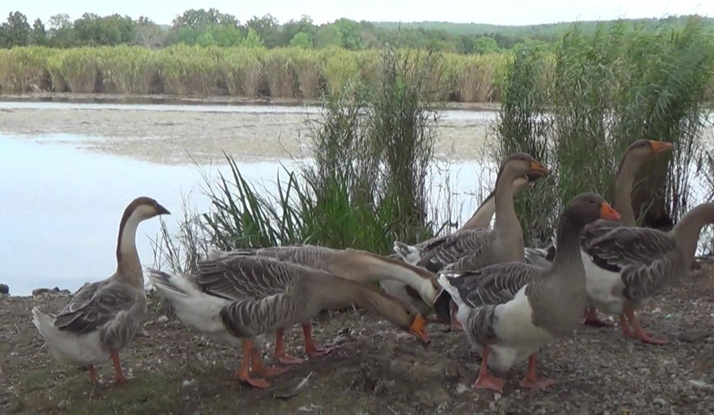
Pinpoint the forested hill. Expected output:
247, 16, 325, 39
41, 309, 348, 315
373, 15, 714, 38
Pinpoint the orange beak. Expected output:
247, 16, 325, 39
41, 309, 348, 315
529, 161, 550, 177
409, 314, 430, 345
649, 140, 674, 154
600, 202, 621, 221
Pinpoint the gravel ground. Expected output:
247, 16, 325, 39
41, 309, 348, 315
1, 263, 713, 414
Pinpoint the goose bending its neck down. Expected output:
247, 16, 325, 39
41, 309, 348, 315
581, 201, 714, 344
225, 245, 439, 363
32, 197, 170, 386
581, 139, 674, 327
437, 193, 620, 392
149, 255, 429, 388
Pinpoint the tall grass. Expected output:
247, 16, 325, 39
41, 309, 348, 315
99, 46, 158, 94
293, 49, 324, 99
445, 53, 506, 102
158, 45, 221, 95
220, 47, 264, 97
493, 18, 714, 244
53, 48, 102, 93
0, 47, 54, 92
263, 48, 297, 98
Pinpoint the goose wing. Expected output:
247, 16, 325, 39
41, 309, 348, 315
196, 255, 317, 300
418, 229, 493, 272
582, 225, 680, 301
53, 279, 138, 334
442, 262, 541, 308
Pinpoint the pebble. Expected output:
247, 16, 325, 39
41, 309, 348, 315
157, 315, 169, 324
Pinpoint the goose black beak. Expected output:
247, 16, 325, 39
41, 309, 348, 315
156, 203, 171, 216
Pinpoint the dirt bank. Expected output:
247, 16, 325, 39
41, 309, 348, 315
2, 264, 713, 414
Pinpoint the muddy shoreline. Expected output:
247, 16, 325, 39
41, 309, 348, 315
0, 104, 491, 165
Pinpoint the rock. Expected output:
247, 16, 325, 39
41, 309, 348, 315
0, 284, 8, 294
32, 287, 70, 296
157, 315, 169, 324
678, 330, 712, 343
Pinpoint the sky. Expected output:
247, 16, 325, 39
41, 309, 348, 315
2, 0, 712, 26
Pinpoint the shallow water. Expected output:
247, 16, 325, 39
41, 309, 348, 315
0, 132, 487, 295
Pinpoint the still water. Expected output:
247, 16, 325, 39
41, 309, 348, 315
0, 132, 487, 295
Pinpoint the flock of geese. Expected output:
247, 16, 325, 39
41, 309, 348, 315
31, 139, 714, 393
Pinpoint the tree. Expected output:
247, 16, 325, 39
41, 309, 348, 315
289, 32, 311, 48
245, 14, 279, 48
196, 32, 216, 47
281, 15, 316, 46
241, 27, 264, 48
2, 11, 31, 47
332, 19, 363, 50
472, 36, 499, 54
47, 14, 74, 47
209, 25, 242, 47
172, 8, 238, 29
30, 18, 47, 45
135, 17, 166, 48
314, 24, 342, 48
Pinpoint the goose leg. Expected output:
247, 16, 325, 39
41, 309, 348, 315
88, 365, 100, 386
111, 351, 128, 384
618, 314, 631, 337
450, 300, 464, 330
251, 348, 289, 377
624, 305, 668, 345
519, 353, 556, 389
235, 340, 270, 388
473, 348, 506, 392
582, 306, 613, 327
274, 328, 305, 365
302, 323, 334, 358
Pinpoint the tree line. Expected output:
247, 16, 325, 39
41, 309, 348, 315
0, 9, 711, 54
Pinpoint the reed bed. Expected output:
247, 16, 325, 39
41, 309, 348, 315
492, 19, 714, 245
0, 44, 514, 101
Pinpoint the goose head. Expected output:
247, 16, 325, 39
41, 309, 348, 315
123, 196, 171, 222
620, 139, 674, 170
499, 153, 550, 183
564, 193, 621, 226
370, 294, 430, 345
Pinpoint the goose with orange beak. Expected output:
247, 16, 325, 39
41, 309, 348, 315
437, 193, 620, 392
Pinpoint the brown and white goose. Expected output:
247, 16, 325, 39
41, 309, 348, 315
581, 201, 714, 344
581, 139, 674, 327
32, 197, 170, 385
394, 153, 550, 273
225, 245, 440, 362
437, 193, 620, 392
149, 255, 429, 388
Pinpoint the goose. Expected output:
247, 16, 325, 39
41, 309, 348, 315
225, 245, 440, 363
394, 153, 550, 273
581, 139, 674, 327
32, 197, 170, 385
581, 201, 714, 344
436, 193, 620, 391
149, 254, 430, 388
382, 171, 546, 316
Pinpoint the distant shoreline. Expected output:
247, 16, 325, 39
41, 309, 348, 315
0, 93, 502, 112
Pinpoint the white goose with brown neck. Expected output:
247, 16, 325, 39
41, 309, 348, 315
31, 196, 169, 386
